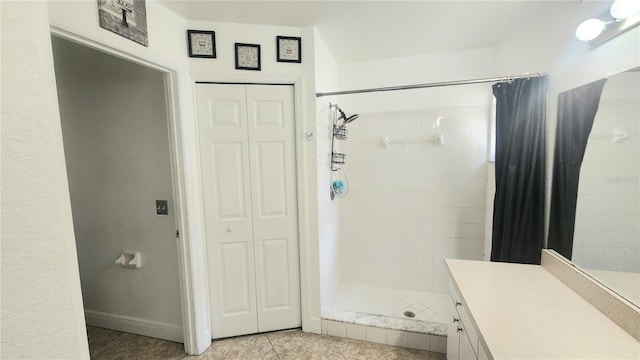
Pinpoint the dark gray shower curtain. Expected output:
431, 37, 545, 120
548, 79, 607, 260
491, 76, 549, 264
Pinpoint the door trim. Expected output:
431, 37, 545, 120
195, 81, 313, 336
49, 22, 321, 355
49, 26, 211, 355
196, 81, 295, 86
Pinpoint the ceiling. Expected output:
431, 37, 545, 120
158, 1, 542, 63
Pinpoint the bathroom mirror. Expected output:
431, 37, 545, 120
549, 68, 640, 308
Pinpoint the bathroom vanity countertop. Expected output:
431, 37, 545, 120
445, 259, 640, 360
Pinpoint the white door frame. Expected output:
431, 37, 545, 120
193, 79, 315, 336
48, 26, 319, 355
49, 26, 211, 355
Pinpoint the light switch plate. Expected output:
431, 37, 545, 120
156, 200, 169, 215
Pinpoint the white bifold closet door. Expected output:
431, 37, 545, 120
196, 84, 301, 339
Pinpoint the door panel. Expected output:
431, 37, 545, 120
254, 101, 285, 128
258, 238, 291, 310
210, 100, 242, 127
197, 83, 300, 338
246, 85, 301, 332
219, 242, 252, 315
211, 142, 247, 220
255, 141, 288, 218
197, 85, 257, 339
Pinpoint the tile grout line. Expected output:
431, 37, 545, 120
266, 335, 282, 360
88, 328, 444, 360
90, 331, 128, 359
331, 337, 350, 360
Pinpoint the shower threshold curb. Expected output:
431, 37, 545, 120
321, 308, 447, 337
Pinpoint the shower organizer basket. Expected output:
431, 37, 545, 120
329, 103, 358, 200
330, 105, 348, 171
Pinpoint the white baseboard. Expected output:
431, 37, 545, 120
85, 310, 183, 343
306, 316, 322, 334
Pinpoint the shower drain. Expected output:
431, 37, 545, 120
403, 311, 416, 318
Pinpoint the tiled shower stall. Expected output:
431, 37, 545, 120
322, 105, 491, 350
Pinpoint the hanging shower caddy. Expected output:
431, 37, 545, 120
329, 103, 359, 200
329, 102, 358, 171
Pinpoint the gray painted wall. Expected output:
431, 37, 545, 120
52, 37, 182, 332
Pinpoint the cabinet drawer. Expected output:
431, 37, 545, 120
448, 281, 479, 357
448, 281, 462, 307
458, 303, 479, 357
447, 301, 461, 360
459, 327, 477, 360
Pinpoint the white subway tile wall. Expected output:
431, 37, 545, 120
388, 330, 409, 347
407, 332, 431, 351
320, 319, 447, 354
337, 106, 490, 294
328, 320, 348, 338
573, 96, 640, 273
346, 323, 368, 341
365, 326, 388, 345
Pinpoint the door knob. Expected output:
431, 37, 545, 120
226, 226, 234, 232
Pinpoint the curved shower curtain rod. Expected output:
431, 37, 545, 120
315, 72, 547, 97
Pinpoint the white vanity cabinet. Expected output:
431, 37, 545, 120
447, 282, 488, 360
445, 304, 460, 360
445, 257, 640, 360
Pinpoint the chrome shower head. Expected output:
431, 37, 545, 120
338, 109, 359, 125
335, 113, 358, 134
345, 114, 359, 124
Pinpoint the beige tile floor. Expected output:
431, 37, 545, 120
88, 326, 446, 360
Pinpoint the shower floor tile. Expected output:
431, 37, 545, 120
323, 283, 450, 336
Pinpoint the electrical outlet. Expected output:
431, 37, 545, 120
156, 200, 168, 215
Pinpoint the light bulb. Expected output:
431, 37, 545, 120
610, 0, 640, 19
576, 18, 605, 41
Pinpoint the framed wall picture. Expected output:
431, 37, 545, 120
235, 43, 261, 71
187, 30, 216, 58
277, 36, 301, 63
97, 0, 148, 47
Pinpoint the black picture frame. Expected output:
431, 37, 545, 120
276, 36, 301, 63
187, 30, 216, 58
235, 43, 261, 71
98, 0, 148, 47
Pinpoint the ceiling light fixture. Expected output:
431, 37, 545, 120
575, 18, 606, 41
576, 0, 640, 46
610, 0, 640, 20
